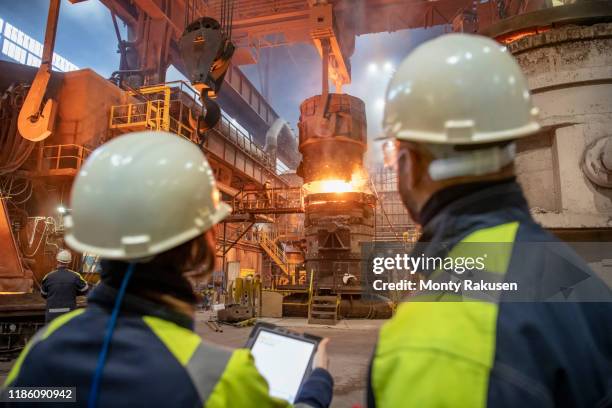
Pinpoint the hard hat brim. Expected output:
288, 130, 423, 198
389, 121, 541, 145
210, 202, 232, 227
65, 202, 232, 261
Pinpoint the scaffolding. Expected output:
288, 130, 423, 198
371, 166, 419, 242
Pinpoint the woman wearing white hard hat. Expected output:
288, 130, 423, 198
4, 131, 333, 408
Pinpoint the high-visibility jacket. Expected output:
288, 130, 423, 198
3, 283, 333, 407
368, 181, 612, 407
41, 267, 88, 322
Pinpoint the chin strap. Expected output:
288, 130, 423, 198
428, 143, 516, 181
88, 263, 135, 408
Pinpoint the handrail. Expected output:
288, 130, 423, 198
109, 81, 276, 171
258, 231, 304, 283
259, 231, 289, 267
308, 270, 314, 304
40, 144, 91, 171
232, 186, 305, 214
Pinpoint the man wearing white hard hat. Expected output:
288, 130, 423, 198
369, 34, 612, 407
4, 131, 333, 407
40, 249, 88, 323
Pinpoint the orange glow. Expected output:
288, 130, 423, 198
305, 179, 354, 194
498, 27, 551, 45
0, 292, 27, 295
304, 171, 368, 195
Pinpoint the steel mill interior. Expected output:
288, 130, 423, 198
0, 0, 611, 406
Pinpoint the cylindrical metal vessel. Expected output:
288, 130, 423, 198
297, 94, 367, 183
487, 8, 612, 233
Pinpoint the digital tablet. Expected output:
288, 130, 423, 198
246, 323, 321, 403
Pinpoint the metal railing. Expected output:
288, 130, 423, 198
109, 103, 149, 129
275, 270, 314, 305
232, 186, 305, 214
214, 116, 274, 168
39, 144, 91, 172
109, 81, 276, 171
258, 231, 291, 274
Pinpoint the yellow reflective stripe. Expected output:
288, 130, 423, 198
4, 308, 85, 386
43, 308, 85, 339
448, 221, 519, 275
377, 301, 497, 365
4, 340, 39, 387
41, 270, 55, 281
142, 315, 200, 366
373, 301, 498, 407
206, 349, 291, 408
372, 222, 520, 407
68, 269, 88, 283
461, 221, 519, 243
42, 269, 86, 283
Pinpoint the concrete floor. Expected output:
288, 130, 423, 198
0, 312, 385, 408
195, 313, 384, 408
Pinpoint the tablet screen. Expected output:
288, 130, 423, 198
250, 330, 316, 403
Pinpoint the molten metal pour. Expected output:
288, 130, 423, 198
297, 93, 376, 294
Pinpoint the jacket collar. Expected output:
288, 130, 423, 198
418, 179, 531, 245
88, 282, 195, 330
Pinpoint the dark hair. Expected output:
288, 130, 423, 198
148, 233, 213, 275
100, 233, 214, 303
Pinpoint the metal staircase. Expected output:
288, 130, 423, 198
257, 231, 294, 282
308, 295, 339, 325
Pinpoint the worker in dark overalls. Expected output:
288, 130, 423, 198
261, 179, 273, 208
41, 249, 88, 322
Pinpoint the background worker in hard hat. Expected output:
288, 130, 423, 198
41, 249, 88, 323
3, 131, 333, 408
370, 34, 612, 407
261, 179, 273, 209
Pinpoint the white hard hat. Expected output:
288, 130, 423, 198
56, 249, 72, 264
64, 131, 231, 260
383, 33, 540, 144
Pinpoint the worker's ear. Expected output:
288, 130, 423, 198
398, 144, 422, 189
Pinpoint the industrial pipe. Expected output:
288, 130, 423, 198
264, 118, 300, 169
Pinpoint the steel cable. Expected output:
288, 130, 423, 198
0, 84, 36, 175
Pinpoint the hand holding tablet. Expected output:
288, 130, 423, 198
246, 323, 329, 403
